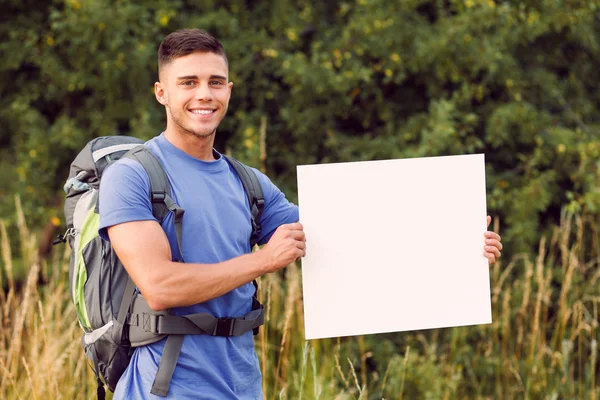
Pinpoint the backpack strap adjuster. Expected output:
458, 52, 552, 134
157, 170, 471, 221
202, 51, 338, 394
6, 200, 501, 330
151, 191, 166, 203
253, 197, 265, 209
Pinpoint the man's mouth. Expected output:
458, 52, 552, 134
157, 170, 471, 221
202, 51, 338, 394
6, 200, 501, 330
189, 109, 216, 117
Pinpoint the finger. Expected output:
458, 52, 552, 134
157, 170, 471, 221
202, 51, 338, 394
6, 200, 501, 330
485, 238, 503, 251
487, 215, 491, 228
484, 231, 501, 242
485, 245, 501, 259
277, 226, 304, 239
485, 252, 496, 264
295, 249, 306, 262
288, 230, 306, 241
295, 247, 306, 261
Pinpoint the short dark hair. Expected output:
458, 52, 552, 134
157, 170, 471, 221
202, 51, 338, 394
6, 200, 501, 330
158, 29, 228, 74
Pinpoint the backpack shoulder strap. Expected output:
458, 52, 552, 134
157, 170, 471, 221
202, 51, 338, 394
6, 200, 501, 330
223, 156, 265, 335
223, 155, 264, 247
123, 145, 185, 262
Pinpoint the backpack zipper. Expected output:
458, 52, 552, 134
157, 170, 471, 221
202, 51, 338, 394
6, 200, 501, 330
52, 227, 77, 245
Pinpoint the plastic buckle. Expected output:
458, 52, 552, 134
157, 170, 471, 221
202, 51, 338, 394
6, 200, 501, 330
213, 318, 235, 336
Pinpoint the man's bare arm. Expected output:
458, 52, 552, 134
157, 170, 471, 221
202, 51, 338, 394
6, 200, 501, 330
107, 220, 305, 311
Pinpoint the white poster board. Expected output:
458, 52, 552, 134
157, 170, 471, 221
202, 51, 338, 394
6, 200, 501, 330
297, 154, 492, 340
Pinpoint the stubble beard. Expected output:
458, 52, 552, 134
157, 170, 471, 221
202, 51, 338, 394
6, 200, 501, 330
185, 128, 215, 140
170, 107, 218, 140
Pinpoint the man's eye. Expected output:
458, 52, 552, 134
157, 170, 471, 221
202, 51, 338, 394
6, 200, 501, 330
182, 81, 195, 86
210, 81, 223, 86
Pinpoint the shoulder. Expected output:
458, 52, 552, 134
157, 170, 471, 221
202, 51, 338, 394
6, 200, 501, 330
98, 157, 155, 239
98, 156, 154, 215
101, 157, 150, 189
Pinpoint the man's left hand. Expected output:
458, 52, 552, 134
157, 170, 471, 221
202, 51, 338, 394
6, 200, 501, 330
484, 215, 503, 264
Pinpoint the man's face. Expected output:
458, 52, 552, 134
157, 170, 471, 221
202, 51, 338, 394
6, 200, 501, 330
155, 52, 233, 140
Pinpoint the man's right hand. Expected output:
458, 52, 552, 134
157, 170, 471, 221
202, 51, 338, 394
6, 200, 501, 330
260, 223, 306, 273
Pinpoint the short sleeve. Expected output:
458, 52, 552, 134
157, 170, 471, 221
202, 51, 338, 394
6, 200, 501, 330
253, 169, 299, 245
98, 158, 155, 241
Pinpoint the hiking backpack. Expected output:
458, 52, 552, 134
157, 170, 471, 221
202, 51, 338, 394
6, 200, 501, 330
58, 136, 266, 398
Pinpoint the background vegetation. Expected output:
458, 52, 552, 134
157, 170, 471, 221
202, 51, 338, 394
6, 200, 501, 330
1, 0, 599, 398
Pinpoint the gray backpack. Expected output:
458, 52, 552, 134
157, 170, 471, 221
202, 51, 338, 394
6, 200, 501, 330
58, 136, 265, 398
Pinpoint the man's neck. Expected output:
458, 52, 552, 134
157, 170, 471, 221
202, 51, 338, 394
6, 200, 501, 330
164, 128, 216, 161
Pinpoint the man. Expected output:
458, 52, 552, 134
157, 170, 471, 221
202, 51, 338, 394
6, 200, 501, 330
99, 29, 503, 399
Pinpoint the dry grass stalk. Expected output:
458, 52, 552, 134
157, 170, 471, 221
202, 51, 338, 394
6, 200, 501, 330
516, 258, 534, 358
358, 335, 367, 392
274, 263, 300, 390
258, 273, 270, 399
528, 236, 547, 364
257, 261, 285, 398
575, 214, 584, 265
519, 257, 533, 316
398, 346, 410, 400
501, 290, 511, 384
591, 339, 597, 400
0, 219, 12, 362
379, 356, 394, 395
508, 362, 524, 394
21, 356, 36, 400
540, 263, 553, 355
592, 216, 600, 268
0, 356, 18, 397
1, 219, 14, 293
492, 256, 519, 305
346, 357, 361, 394
334, 340, 350, 391
6, 259, 39, 377
515, 323, 524, 362
14, 196, 35, 267
2, 288, 16, 338
559, 210, 572, 274
554, 251, 578, 350
294, 266, 304, 344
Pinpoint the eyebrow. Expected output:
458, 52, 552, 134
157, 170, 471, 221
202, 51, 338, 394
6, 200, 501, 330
176, 74, 227, 81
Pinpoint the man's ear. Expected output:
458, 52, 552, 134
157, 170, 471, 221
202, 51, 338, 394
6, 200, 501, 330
155, 81, 168, 105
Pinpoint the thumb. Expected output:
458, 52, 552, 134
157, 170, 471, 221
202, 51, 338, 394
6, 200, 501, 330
487, 215, 492, 228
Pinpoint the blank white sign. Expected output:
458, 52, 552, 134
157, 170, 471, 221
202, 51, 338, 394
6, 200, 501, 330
297, 154, 492, 340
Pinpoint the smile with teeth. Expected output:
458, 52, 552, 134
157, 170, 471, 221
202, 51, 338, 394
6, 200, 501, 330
190, 109, 215, 115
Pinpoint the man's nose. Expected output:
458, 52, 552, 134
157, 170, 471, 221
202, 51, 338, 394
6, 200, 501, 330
195, 83, 212, 101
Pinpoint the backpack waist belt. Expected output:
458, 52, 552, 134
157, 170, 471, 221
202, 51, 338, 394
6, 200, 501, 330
125, 293, 264, 396
127, 293, 264, 345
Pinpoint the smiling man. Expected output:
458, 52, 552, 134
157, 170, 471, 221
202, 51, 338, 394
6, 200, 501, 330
98, 30, 306, 399
98, 29, 503, 399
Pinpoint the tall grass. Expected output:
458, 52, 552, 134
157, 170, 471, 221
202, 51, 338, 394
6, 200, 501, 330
0, 198, 598, 399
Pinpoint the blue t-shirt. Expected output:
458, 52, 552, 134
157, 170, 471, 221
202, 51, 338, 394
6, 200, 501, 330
98, 133, 299, 399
